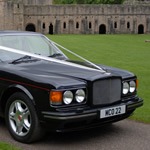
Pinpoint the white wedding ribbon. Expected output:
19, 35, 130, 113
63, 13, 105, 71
0, 45, 105, 73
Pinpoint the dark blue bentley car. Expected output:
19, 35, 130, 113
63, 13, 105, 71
0, 31, 143, 143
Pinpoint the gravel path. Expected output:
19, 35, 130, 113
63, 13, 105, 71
0, 118, 150, 150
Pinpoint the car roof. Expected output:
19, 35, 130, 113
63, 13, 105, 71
0, 30, 43, 36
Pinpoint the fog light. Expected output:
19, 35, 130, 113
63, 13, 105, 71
123, 82, 129, 95
63, 91, 73, 105
75, 89, 85, 103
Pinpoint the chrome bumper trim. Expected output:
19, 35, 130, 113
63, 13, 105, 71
44, 112, 97, 120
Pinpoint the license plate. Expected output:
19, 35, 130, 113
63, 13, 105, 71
100, 105, 126, 119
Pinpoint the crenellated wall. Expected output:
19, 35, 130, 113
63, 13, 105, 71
22, 0, 52, 5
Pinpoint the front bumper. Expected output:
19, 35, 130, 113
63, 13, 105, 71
41, 97, 143, 132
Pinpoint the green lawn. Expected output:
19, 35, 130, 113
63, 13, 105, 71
0, 142, 21, 150
46, 34, 150, 123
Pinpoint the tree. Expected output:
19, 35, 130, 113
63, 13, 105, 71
53, 0, 124, 4
76, 0, 85, 4
62, 0, 74, 4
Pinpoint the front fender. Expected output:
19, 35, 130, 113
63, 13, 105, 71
8, 84, 35, 104
0, 84, 36, 116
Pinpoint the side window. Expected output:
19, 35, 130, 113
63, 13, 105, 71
0, 36, 22, 61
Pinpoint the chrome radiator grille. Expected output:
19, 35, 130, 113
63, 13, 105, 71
93, 78, 121, 105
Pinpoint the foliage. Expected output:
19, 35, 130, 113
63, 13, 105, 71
53, 0, 125, 4
47, 34, 150, 123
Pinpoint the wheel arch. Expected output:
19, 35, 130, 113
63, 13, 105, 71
1, 84, 35, 115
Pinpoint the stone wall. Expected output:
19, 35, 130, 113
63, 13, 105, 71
23, 4, 150, 34
0, 0, 150, 34
22, 0, 53, 5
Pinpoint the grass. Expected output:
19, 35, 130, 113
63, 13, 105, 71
46, 34, 150, 123
0, 142, 22, 150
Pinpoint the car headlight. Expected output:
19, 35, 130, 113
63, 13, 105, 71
123, 82, 129, 95
63, 91, 73, 105
75, 89, 85, 103
129, 81, 136, 93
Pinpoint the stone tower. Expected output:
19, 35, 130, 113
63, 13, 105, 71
0, 0, 6, 30
0, 0, 53, 31
0, 0, 24, 30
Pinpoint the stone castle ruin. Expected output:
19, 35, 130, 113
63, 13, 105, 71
0, 0, 150, 34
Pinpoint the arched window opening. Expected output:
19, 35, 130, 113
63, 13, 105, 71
138, 24, 144, 34
127, 22, 130, 29
114, 22, 117, 29
64, 22, 66, 29
76, 22, 79, 29
89, 22, 92, 29
128, 8, 130, 12
99, 24, 106, 34
49, 23, 53, 35
25, 24, 36, 32
43, 23, 45, 29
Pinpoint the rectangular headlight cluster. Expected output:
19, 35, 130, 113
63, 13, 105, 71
50, 88, 86, 106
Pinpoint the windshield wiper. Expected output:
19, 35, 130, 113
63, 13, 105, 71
11, 55, 32, 64
49, 53, 63, 58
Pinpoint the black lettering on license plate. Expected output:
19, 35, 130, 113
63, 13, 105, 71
105, 107, 122, 117
100, 105, 126, 119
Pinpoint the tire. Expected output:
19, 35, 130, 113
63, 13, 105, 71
5, 92, 45, 143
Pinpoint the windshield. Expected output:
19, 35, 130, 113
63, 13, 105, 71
0, 35, 65, 61
0, 34, 104, 72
